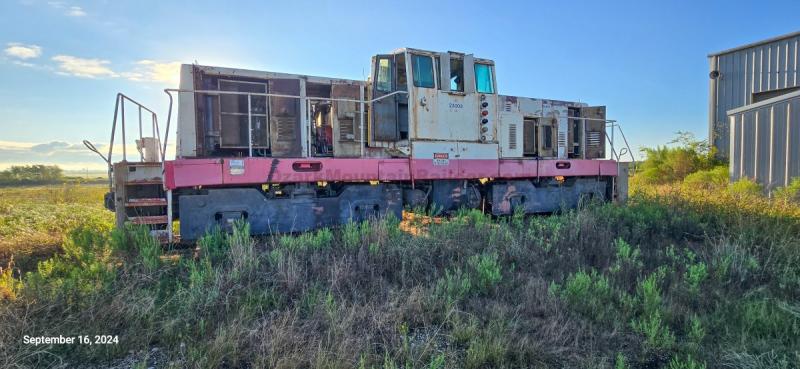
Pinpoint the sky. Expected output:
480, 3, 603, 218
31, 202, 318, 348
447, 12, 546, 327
0, 0, 798, 171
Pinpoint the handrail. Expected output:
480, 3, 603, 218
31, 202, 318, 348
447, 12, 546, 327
162, 88, 409, 159
563, 116, 636, 171
162, 88, 408, 104
605, 122, 636, 174
84, 93, 162, 191
107, 93, 162, 163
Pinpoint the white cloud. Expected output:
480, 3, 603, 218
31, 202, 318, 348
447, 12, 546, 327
51, 55, 118, 78
66, 5, 85, 17
121, 60, 181, 85
4, 43, 42, 59
11, 60, 37, 68
0, 140, 108, 171
46, 1, 65, 9
0, 140, 176, 171
46, 1, 87, 17
6, 49, 180, 85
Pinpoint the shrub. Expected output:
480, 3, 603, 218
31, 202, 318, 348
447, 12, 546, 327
682, 165, 729, 190
687, 315, 705, 346
198, 226, 227, 264
668, 354, 706, 369
128, 225, 161, 271
341, 220, 368, 250
637, 271, 664, 317
684, 262, 708, 293
729, 178, 762, 196
24, 225, 116, 300
615, 353, 629, 369
468, 252, 502, 293
0, 259, 21, 301
611, 238, 642, 273
525, 215, 564, 252
434, 268, 472, 305
774, 177, 800, 202
637, 132, 720, 184
279, 227, 334, 251
552, 269, 616, 321
464, 320, 509, 369
227, 220, 257, 280
632, 312, 675, 351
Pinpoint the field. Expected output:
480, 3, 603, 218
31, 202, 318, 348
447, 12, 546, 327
1, 176, 799, 368
0, 184, 112, 272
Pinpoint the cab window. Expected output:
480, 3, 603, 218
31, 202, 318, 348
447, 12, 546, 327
450, 57, 464, 92
474, 63, 495, 94
412, 54, 435, 88
376, 58, 392, 92
396, 54, 407, 91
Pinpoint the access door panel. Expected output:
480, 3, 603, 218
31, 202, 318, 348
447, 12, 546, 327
331, 83, 362, 157
582, 106, 606, 159
269, 79, 302, 157
410, 141, 458, 179
457, 142, 499, 178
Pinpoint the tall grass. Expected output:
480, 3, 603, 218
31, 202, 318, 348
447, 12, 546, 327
0, 187, 798, 368
2, 140, 800, 368
0, 184, 111, 272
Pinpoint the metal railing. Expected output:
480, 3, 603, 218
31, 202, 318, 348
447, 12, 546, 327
564, 116, 636, 172
162, 88, 408, 158
83, 93, 162, 190
605, 121, 636, 174
87, 90, 634, 190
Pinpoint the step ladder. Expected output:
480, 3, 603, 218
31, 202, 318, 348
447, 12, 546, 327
82, 93, 178, 244
112, 161, 176, 243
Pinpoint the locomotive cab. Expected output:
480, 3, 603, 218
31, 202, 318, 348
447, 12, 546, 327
367, 49, 499, 162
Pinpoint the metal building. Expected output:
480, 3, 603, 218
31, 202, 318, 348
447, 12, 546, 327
728, 90, 800, 190
708, 31, 800, 159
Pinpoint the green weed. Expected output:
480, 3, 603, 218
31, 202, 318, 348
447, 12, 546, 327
468, 252, 502, 293
668, 354, 706, 369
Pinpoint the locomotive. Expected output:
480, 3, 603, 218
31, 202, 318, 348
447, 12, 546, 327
87, 48, 632, 242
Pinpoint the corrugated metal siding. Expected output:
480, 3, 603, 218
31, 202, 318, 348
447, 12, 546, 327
710, 34, 800, 156
728, 92, 800, 191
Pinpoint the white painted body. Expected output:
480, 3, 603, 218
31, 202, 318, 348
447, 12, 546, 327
174, 48, 602, 163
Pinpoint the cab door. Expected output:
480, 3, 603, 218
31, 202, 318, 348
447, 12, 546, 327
371, 55, 399, 141
409, 53, 439, 139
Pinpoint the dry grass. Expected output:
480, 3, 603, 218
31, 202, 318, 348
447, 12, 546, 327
0, 181, 799, 368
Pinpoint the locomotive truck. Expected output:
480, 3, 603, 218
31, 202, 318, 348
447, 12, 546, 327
85, 48, 633, 242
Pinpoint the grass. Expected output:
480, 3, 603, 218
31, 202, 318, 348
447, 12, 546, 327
0, 176, 799, 368
0, 184, 112, 272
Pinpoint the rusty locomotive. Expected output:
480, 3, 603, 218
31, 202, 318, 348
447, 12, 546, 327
85, 48, 633, 242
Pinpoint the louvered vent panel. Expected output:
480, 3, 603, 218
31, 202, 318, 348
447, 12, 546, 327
587, 131, 602, 146
509, 124, 517, 150
339, 118, 355, 141
558, 131, 568, 147
275, 117, 296, 141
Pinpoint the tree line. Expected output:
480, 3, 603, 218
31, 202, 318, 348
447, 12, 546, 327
0, 165, 64, 186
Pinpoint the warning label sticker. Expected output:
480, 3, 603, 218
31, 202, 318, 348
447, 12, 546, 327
433, 153, 450, 166
229, 159, 245, 175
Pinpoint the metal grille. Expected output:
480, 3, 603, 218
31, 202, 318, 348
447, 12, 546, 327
274, 116, 296, 141
558, 131, 567, 148
587, 131, 602, 146
339, 118, 355, 141
509, 124, 517, 150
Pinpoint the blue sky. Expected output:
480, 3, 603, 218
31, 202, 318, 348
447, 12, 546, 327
0, 0, 798, 170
